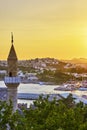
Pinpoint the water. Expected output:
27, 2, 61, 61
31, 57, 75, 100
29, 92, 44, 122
18, 83, 87, 96
18, 83, 58, 94
1, 81, 87, 107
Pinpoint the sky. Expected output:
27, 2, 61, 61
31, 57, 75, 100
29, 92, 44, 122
0, 0, 87, 60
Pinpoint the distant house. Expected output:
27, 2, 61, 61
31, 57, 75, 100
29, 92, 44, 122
0, 70, 7, 75
27, 73, 38, 81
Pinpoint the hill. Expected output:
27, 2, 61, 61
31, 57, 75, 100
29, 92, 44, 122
62, 58, 87, 69
62, 58, 87, 64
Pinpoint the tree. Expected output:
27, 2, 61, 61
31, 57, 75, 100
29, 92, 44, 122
1, 94, 87, 129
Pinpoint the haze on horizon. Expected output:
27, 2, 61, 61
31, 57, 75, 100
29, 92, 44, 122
0, 0, 87, 60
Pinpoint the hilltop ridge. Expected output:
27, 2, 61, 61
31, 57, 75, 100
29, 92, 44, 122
62, 58, 87, 64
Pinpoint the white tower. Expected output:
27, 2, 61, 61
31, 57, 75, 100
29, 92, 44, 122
4, 33, 20, 112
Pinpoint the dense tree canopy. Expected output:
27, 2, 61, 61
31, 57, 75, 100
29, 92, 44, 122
38, 70, 74, 84
0, 94, 87, 130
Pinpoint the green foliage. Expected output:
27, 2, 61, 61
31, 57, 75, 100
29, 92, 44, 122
69, 67, 87, 74
18, 66, 35, 73
54, 71, 73, 84
0, 100, 13, 130
1, 95, 87, 129
38, 70, 73, 84
23, 94, 87, 130
0, 100, 26, 130
0, 65, 7, 71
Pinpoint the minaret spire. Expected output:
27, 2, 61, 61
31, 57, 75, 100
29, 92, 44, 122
4, 33, 20, 112
8, 35, 17, 60
11, 32, 13, 44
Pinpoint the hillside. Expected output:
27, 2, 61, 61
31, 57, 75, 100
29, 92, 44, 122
62, 58, 87, 64
62, 58, 87, 69
0, 58, 87, 84
0, 58, 86, 72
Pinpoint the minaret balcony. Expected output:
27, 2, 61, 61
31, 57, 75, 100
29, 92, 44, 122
4, 76, 21, 84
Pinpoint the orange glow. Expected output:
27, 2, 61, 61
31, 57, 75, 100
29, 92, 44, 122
0, 0, 87, 60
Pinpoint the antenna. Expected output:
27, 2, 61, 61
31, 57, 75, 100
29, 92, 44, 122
11, 32, 13, 44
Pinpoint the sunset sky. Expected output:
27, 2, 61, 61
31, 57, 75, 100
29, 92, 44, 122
0, 0, 87, 60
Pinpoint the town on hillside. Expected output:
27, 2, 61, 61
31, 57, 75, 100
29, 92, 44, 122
0, 58, 87, 85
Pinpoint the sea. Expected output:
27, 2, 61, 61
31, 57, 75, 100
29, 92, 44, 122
0, 81, 87, 107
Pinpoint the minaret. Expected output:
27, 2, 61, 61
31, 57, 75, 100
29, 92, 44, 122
4, 33, 20, 112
